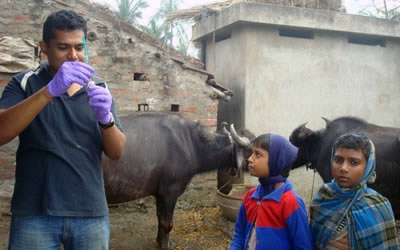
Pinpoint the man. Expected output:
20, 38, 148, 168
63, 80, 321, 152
0, 10, 126, 249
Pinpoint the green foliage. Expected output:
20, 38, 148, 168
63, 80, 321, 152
140, 19, 164, 40
113, 0, 194, 56
141, 0, 191, 55
176, 37, 189, 55
116, 0, 149, 25
152, 0, 183, 46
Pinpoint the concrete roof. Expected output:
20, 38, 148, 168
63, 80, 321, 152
192, 2, 400, 41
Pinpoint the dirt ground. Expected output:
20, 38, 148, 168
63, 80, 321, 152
0, 172, 235, 250
0, 173, 399, 249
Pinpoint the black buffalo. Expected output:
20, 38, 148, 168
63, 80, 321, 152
289, 116, 400, 219
102, 112, 253, 249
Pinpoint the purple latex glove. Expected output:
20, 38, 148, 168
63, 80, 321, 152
47, 61, 95, 97
87, 84, 112, 124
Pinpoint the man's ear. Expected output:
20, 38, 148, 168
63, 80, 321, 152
39, 41, 48, 56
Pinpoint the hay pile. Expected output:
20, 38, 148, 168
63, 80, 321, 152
172, 207, 232, 249
167, 0, 342, 22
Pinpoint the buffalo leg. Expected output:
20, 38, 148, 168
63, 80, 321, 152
155, 193, 179, 249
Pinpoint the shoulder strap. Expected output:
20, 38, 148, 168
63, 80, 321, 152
20, 66, 42, 91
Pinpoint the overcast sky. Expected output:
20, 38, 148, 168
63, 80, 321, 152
90, 0, 398, 55
90, 0, 398, 20
89, 0, 400, 32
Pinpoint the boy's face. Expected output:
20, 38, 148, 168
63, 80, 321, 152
247, 145, 270, 178
39, 29, 86, 75
331, 147, 367, 188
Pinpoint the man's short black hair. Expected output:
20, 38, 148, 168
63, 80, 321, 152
42, 10, 87, 45
332, 132, 371, 160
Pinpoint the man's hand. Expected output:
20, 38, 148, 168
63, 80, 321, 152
87, 84, 112, 124
47, 61, 95, 97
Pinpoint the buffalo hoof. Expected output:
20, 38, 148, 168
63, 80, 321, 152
159, 240, 175, 250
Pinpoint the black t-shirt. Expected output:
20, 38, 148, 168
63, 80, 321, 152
0, 62, 122, 216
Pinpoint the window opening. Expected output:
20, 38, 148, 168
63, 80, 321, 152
279, 28, 314, 39
215, 33, 231, 43
171, 104, 179, 112
138, 103, 149, 111
348, 35, 386, 47
134, 72, 145, 80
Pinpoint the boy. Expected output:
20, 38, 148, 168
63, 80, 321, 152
310, 132, 398, 249
230, 133, 313, 249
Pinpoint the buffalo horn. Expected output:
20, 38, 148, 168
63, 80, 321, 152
321, 117, 330, 126
221, 122, 231, 136
211, 87, 231, 102
299, 122, 308, 129
230, 124, 251, 147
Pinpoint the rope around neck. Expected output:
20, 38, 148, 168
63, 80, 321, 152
309, 169, 317, 218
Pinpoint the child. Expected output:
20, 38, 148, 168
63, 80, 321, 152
229, 134, 313, 250
310, 132, 399, 249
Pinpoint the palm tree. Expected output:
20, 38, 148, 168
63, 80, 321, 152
116, 0, 149, 25
140, 19, 164, 40
152, 0, 186, 47
176, 37, 189, 55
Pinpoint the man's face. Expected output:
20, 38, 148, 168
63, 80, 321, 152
331, 147, 367, 188
40, 29, 86, 75
247, 145, 270, 178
